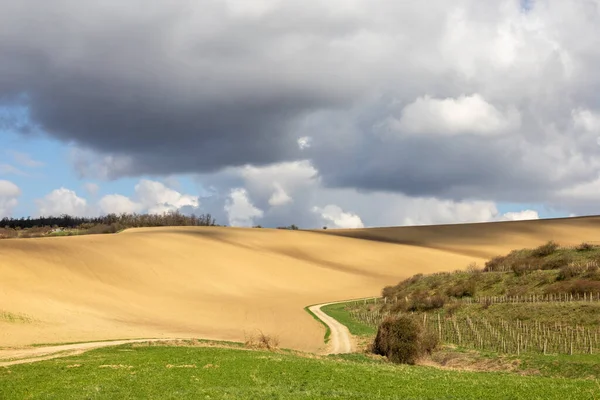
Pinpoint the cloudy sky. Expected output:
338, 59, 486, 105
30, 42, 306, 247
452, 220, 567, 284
1, 0, 599, 228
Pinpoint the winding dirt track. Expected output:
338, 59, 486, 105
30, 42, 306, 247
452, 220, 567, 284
0, 300, 356, 366
0, 339, 177, 367
309, 302, 354, 354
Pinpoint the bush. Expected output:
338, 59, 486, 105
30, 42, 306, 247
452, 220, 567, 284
407, 294, 447, 312
541, 254, 572, 270
406, 274, 424, 285
532, 241, 559, 257
511, 257, 543, 276
445, 280, 476, 298
545, 280, 600, 295
484, 256, 507, 272
85, 223, 122, 235
372, 315, 425, 364
0, 228, 18, 239
421, 331, 439, 355
244, 331, 279, 351
465, 262, 481, 273
577, 242, 594, 252
556, 264, 585, 281
569, 280, 600, 295
381, 285, 396, 300
584, 263, 600, 280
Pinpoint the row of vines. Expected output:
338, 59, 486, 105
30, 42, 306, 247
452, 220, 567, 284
349, 305, 600, 355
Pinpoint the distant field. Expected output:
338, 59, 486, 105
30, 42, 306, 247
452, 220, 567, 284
2, 216, 600, 351
1, 343, 597, 399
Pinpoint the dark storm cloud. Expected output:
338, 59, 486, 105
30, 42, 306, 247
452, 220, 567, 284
2, 0, 600, 213
0, 0, 367, 176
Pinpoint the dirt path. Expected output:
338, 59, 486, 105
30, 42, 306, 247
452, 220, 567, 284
0, 301, 358, 365
0, 339, 179, 367
308, 302, 354, 354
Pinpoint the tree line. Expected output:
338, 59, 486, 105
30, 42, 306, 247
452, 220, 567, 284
1, 210, 217, 230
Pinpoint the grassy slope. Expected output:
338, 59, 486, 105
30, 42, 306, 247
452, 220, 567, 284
1, 344, 598, 400
320, 303, 376, 336
376, 243, 600, 325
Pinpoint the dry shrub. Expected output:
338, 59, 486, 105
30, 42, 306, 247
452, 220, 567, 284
569, 280, 600, 295
465, 262, 481, 273
372, 315, 437, 364
541, 254, 572, 270
406, 274, 424, 285
511, 257, 543, 276
484, 256, 508, 272
531, 241, 559, 257
403, 294, 447, 312
18, 226, 53, 238
244, 331, 279, 351
584, 263, 600, 280
381, 285, 396, 299
0, 228, 18, 239
445, 280, 476, 298
421, 330, 439, 356
545, 280, 600, 295
556, 264, 586, 281
390, 299, 410, 313
85, 223, 123, 235
576, 242, 594, 252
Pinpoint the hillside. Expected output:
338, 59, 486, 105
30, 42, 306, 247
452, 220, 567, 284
320, 215, 600, 258
2, 216, 600, 352
336, 240, 600, 357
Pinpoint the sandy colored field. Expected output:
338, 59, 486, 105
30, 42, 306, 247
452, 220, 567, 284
1, 217, 600, 352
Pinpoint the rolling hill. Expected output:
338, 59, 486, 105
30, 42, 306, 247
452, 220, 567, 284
2, 216, 600, 352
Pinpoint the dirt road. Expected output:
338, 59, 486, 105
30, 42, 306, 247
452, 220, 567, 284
0, 300, 358, 365
309, 302, 353, 354
0, 339, 177, 367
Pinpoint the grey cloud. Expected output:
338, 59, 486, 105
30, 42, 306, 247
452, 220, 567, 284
2, 0, 600, 214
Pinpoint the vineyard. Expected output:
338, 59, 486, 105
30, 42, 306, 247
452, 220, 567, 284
349, 303, 600, 355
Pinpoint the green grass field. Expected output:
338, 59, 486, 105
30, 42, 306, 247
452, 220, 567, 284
1, 343, 598, 399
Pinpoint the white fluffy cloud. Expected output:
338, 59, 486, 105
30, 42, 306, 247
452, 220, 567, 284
196, 159, 541, 228
499, 209, 539, 221
224, 188, 263, 227
312, 204, 364, 229
98, 179, 199, 215
98, 194, 143, 215
36, 188, 89, 217
134, 179, 199, 214
387, 94, 521, 136
0, 180, 20, 217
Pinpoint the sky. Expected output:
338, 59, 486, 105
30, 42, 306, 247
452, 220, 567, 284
1, 0, 599, 229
